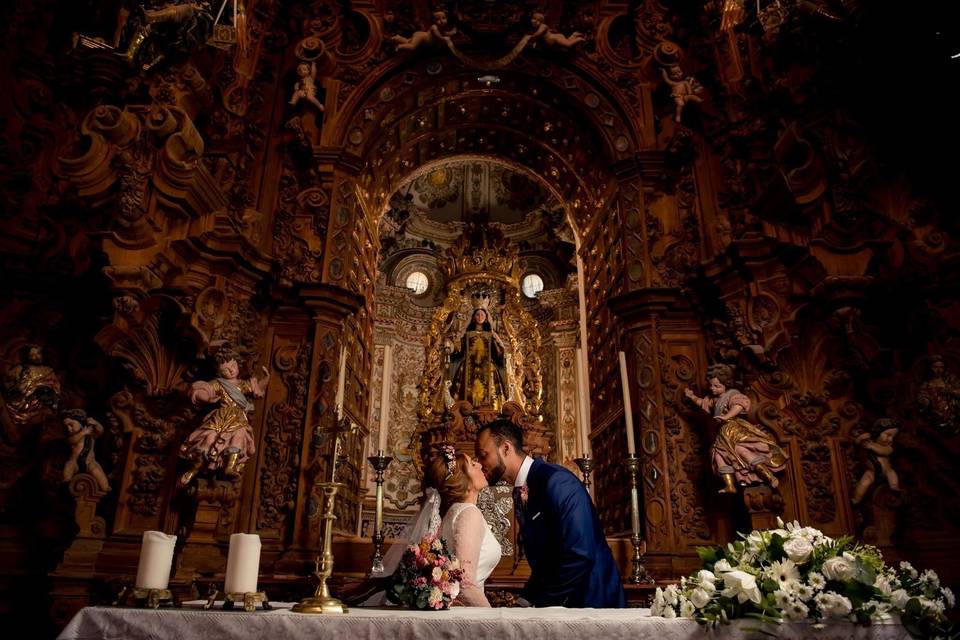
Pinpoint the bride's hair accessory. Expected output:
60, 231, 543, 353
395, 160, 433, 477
439, 444, 457, 478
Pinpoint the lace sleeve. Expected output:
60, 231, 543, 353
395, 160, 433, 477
451, 506, 491, 607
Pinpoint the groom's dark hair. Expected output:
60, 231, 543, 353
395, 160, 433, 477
480, 419, 524, 453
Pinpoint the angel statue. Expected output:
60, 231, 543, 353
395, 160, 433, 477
61, 409, 111, 493
528, 12, 586, 49
685, 364, 787, 493
178, 349, 269, 487
289, 61, 324, 113
661, 65, 704, 124
851, 419, 900, 505
390, 11, 456, 53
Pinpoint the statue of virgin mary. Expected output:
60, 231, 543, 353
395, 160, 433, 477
446, 307, 508, 408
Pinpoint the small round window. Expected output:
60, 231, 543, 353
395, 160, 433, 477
522, 274, 544, 298
405, 271, 429, 295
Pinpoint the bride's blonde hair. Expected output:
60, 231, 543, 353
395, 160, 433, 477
426, 450, 472, 516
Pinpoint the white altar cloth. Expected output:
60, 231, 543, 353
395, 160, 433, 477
59, 603, 913, 640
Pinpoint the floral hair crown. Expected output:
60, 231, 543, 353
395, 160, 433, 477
439, 444, 457, 479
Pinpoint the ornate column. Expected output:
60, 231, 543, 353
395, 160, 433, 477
538, 287, 583, 468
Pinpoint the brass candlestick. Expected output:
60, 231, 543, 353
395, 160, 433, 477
574, 455, 595, 494
115, 586, 177, 609
294, 421, 352, 614
367, 450, 393, 574
204, 589, 272, 612
624, 454, 654, 584
293, 481, 348, 614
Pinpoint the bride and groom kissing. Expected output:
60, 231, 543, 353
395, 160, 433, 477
370, 419, 626, 608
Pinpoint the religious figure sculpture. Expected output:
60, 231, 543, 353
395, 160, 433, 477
289, 61, 324, 113
2, 344, 61, 430
445, 308, 508, 409
528, 12, 586, 49
916, 355, 960, 435
61, 409, 111, 493
661, 65, 704, 124
390, 11, 455, 53
684, 364, 787, 493
178, 350, 269, 487
851, 419, 900, 505
75, 1, 214, 72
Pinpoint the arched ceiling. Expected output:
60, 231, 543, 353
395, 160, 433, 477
395, 158, 558, 225
333, 55, 644, 240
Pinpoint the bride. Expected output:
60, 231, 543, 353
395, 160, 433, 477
360, 445, 501, 607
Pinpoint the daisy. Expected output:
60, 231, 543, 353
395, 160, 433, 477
768, 559, 800, 585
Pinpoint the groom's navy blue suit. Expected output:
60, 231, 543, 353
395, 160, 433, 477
516, 458, 626, 608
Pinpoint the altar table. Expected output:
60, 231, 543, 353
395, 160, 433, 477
59, 603, 913, 640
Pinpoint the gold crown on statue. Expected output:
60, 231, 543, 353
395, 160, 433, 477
438, 226, 520, 282
471, 292, 492, 310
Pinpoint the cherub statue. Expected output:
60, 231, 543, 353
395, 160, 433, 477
289, 61, 325, 112
178, 349, 270, 487
2, 344, 61, 430
61, 409, 111, 492
916, 355, 960, 435
685, 364, 787, 493
661, 65, 704, 124
389, 11, 455, 53
528, 12, 585, 49
851, 419, 900, 505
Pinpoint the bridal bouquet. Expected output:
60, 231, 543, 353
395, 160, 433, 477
651, 519, 956, 638
387, 533, 464, 610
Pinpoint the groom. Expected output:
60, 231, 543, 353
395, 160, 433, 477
476, 419, 626, 608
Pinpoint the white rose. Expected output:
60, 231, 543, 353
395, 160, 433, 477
690, 587, 712, 609
890, 589, 910, 610
821, 556, 854, 581
942, 587, 955, 608
783, 537, 813, 564
432, 566, 443, 582
664, 585, 680, 606
721, 570, 763, 604
874, 575, 893, 596
713, 559, 733, 573
448, 581, 460, 600
697, 569, 716, 586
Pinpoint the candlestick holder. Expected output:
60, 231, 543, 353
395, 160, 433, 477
293, 481, 348, 614
367, 450, 393, 574
115, 585, 178, 609
573, 455, 595, 494
203, 589, 272, 612
624, 454, 654, 584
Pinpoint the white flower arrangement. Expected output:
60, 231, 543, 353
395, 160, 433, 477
649, 519, 956, 638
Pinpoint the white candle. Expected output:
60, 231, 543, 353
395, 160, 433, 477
224, 533, 261, 594
335, 343, 347, 418
575, 348, 590, 456
134, 531, 176, 590
619, 351, 636, 455
378, 345, 393, 453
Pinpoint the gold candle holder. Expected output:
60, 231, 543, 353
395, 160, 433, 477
573, 455, 595, 495
115, 586, 177, 609
295, 419, 352, 614
293, 481, 348, 614
367, 450, 393, 574
624, 454, 654, 584
203, 589, 272, 612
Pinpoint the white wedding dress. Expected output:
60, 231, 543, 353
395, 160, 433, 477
440, 502, 502, 607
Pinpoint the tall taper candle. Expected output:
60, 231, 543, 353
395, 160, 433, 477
134, 531, 177, 590
575, 348, 590, 456
378, 345, 393, 453
224, 533, 262, 594
618, 351, 636, 455
335, 343, 347, 418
